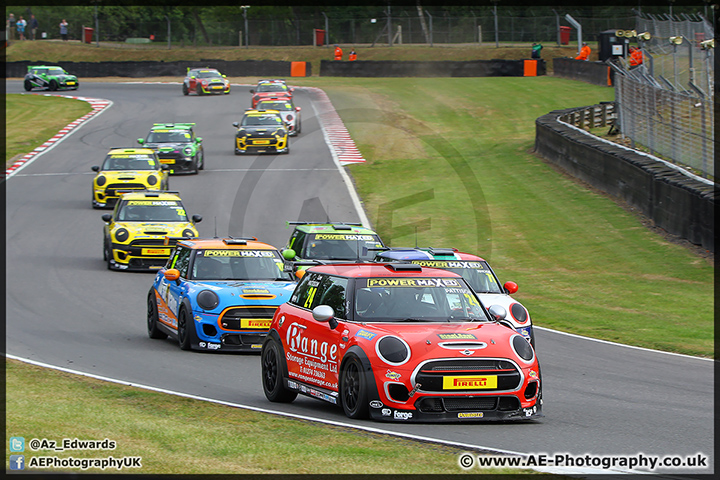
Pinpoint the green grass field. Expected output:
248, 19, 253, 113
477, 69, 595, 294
7, 359, 535, 475
5, 94, 92, 165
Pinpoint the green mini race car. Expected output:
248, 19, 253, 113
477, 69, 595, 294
137, 123, 204, 174
281, 222, 385, 277
24, 65, 79, 91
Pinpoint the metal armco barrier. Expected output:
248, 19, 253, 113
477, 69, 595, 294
6, 60, 310, 78
553, 57, 612, 87
319, 59, 545, 77
535, 104, 715, 252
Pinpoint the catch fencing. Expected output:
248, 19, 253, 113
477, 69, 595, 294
613, 13, 714, 179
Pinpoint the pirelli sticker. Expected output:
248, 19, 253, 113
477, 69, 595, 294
364, 278, 462, 288
443, 375, 497, 390
410, 260, 487, 270
240, 319, 272, 329
200, 250, 274, 258
313, 234, 374, 241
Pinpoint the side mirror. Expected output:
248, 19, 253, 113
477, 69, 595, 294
137, 138, 144, 145
161, 165, 169, 171
249, 89, 255, 94
91, 166, 100, 172
192, 215, 202, 223
312, 305, 338, 330
164, 269, 180, 283
504, 281, 518, 295
232, 122, 239, 128
296, 106, 301, 111
282, 249, 296, 260
295, 269, 306, 280
195, 137, 202, 143
101, 214, 113, 223
222, 74, 226, 78
488, 305, 507, 322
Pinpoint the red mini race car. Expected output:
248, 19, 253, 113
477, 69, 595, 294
261, 263, 542, 422
249, 79, 293, 108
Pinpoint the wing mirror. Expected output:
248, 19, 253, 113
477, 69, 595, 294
313, 305, 338, 330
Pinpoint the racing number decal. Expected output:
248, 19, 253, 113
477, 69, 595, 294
304, 286, 317, 308
464, 293, 480, 307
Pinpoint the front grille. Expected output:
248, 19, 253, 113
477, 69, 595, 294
128, 258, 167, 268
219, 306, 277, 330
105, 183, 145, 196
222, 333, 267, 346
415, 359, 521, 392
416, 396, 520, 413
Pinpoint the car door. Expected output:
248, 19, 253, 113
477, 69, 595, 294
158, 246, 192, 330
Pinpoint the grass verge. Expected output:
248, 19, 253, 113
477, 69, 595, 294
5, 358, 536, 475
5, 93, 92, 166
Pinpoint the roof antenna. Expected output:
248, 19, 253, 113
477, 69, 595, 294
414, 225, 418, 248
214, 217, 218, 238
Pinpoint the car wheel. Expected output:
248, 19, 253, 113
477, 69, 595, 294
196, 87, 203, 96
92, 190, 99, 209
177, 307, 194, 350
147, 290, 168, 339
104, 240, 113, 270
261, 338, 298, 403
198, 152, 204, 170
191, 157, 199, 175
340, 356, 369, 419
182, 84, 188, 96
296, 122, 301, 134
49, 80, 58, 91
24, 80, 33, 91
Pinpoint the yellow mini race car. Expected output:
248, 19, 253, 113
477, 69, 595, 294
91, 148, 170, 209
101, 191, 202, 271
232, 109, 289, 155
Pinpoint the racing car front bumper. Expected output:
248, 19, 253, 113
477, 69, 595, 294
109, 243, 173, 271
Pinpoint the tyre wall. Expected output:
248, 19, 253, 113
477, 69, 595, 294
535, 106, 715, 252
553, 57, 612, 87
319, 59, 546, 77
7, 60, 311, 78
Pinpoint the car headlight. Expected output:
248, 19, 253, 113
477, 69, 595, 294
197, 290, 219, 310
147, 175, 157, 186
286, 114, 293, 121
376, 335, 411, 366
96, 175, 106, 187
511, 334, 535, 363
183, 146, 193, 156
114, 228, 129, 242
182, 229, 196, 238
510, 303, 528, 323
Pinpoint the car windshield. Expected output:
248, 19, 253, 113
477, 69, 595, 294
194, 70, 221, 78
116, 200, 189, 222
146, 130, 191, 143
404, 260, 504, 294
257, 83, 287, 93
102, 154, 158, 171
242, 114, 282, 127
191, 250, 293, 281
353, 277, 488, 322
258, 102, 292, 111
303, 233, 384, 261
47, 67, 65, 75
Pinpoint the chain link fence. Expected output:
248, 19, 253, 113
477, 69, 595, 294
612, 13, 714, 179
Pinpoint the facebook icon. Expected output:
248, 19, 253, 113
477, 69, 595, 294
10, 455, 25, 470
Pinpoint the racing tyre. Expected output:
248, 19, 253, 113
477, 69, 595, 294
261, 338, 298, 403
340, 356, 369, 419
147, 290, 168, 339
182, 84, 188, 96
177, 307, 195, 350
296, 122, 301, 134
191, 157, 199, 175
49, 80, 58, 91
196, 87, 203, 96
198, 152, 204, 170
24, 80, 33, 91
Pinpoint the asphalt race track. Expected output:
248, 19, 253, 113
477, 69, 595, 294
5, 81, 714, 475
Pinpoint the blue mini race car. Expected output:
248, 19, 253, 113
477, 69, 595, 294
147, 237, 297, 352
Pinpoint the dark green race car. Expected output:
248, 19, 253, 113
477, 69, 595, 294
24, 65, 79, 91
137, 123, 205, 175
